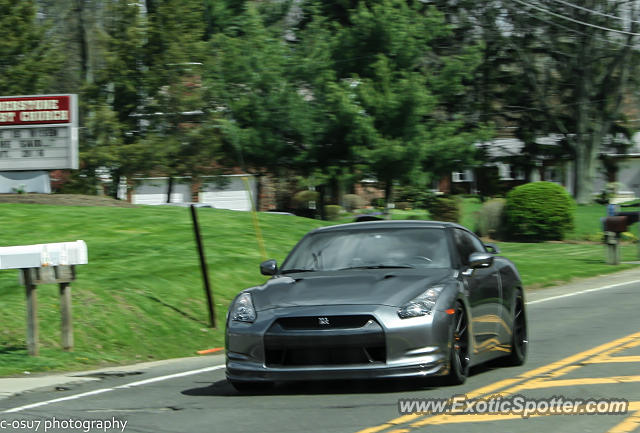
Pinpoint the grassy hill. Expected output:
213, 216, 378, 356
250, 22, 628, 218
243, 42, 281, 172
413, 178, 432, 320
0, 203, 328, 376
0, 199, 638, 376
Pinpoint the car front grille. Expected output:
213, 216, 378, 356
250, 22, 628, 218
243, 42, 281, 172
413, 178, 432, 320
275, 315, 375, 330
264, 315, 386, 367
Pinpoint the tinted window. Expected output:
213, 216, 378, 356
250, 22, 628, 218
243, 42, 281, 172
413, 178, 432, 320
454, 229, 486, 267
281, 228, 451, 272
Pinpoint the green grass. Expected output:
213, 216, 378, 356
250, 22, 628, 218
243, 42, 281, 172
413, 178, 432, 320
0, 200, 638, 376
0, 204, 329, 376
497, 242, 639, 288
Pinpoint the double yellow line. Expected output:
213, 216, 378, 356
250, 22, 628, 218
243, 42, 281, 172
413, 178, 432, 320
357, 331, 640, 433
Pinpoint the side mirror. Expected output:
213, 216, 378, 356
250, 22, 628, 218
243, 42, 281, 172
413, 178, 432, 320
484, 243, 500, 254
469, 252, 494, 269
260, 259, 278, 276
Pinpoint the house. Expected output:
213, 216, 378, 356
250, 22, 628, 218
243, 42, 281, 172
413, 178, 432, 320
449, 132, 640, 201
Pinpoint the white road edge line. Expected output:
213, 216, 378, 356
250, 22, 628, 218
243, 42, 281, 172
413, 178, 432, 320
115, 365, 225, 389
2, 365, 225, 414
526, 279, 640, 305
4, 388, 114, 413
3, 278, 640, 414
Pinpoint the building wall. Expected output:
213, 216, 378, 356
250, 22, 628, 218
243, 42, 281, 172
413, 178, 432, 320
129, 175, 257, 211
0, 171, 51, 193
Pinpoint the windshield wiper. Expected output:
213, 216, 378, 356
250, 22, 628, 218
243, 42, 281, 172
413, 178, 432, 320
280, 268, 317, 274
337, 264, 415, 271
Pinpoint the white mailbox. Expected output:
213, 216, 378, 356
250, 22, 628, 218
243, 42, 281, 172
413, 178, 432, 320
0, 240, 87, 356
0, 240, 87, 270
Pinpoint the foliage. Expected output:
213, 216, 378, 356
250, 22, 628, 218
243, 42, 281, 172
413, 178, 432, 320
500, 1, 640, 204
15, 0, 640, 209
292, 190, 319, 208
475, 198, 506, 240
0, 1, 61, 95
505, 182, 575, 241
343, 194, 365, 211
428, 196, 460, 222
393, 185, 437, 210
324, 204, 343, 221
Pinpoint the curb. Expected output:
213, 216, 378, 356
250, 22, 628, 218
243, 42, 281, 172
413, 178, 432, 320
0, 353, 225, 401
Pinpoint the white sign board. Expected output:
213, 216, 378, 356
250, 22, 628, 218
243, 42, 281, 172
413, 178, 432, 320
0, 94, 78, 170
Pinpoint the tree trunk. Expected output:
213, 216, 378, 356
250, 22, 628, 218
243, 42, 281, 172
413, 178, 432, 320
573, 141, 596, 205
384, 181, 393, 219
110, 171, 121, 200
317, 184, 326, 220
166, 176, 173, 203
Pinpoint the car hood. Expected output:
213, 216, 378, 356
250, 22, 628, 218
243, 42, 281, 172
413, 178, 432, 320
249, 268, 452, 311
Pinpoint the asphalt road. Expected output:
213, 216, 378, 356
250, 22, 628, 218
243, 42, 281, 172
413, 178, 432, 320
1, 276, 639, 433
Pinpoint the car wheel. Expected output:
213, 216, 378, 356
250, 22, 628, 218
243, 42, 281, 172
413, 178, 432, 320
445, 302, 470, 385
505, 290, 528, 366
229, 380, 274, 394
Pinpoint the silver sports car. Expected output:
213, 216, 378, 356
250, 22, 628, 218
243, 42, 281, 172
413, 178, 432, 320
225, 220, 527, 391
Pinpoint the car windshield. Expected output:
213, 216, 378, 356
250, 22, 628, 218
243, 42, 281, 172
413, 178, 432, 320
280, 227, 451, 273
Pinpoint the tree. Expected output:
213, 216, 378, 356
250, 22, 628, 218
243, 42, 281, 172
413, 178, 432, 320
328, 0, 489, 205
0, 1, 61, 95
502, 0, 640, 203
205, 4, 315, 208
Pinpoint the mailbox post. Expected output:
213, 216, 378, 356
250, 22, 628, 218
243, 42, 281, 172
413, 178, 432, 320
603, 217, 627, 265
0, 241, 87, 356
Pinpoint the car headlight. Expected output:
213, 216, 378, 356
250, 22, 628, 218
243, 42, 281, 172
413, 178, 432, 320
397, 285, 445, 319
230, 292, 256, 322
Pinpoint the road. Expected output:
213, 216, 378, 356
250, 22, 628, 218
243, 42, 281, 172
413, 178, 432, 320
1, 276, 639, 433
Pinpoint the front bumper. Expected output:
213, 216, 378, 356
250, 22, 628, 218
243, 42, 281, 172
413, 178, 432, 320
225, 304, 452, 383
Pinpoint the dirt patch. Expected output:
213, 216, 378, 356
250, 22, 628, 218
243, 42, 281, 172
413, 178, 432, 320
0, 194, 138, 207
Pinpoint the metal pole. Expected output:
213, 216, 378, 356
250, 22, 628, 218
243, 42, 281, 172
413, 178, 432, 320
190, 205, 216, 328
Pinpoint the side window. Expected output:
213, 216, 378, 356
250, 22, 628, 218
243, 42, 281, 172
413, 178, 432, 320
454, 229, 472, 267
466, 231, 486, 254
454, 229, 485, 267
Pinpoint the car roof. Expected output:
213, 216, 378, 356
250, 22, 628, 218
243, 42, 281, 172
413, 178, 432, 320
311, 220, 469, 234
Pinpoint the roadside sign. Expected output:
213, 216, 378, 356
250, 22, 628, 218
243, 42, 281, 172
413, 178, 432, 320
0, 94, 79, 170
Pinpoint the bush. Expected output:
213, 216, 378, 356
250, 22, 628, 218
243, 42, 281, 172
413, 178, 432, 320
371, 197, 385, 208
324, 205, 343, 221
343, 194, 365, 212
475, 198, 506, 239
292, 190, 319, 208
395, 201, 412, 210
505, 182, 575, 241
393, 186, 436, 209
428, 196, 460, 222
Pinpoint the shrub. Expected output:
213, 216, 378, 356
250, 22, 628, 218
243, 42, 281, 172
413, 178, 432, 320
395, 201, 411, 210
292, 190, 319, 208
324, 205, 343, 221
371, 197, 385, 208
505, 182, 575, 241
393, 186, 436, 209
475, 198, 506, 240
428, 196, 460, 222
343, 194, 365, 212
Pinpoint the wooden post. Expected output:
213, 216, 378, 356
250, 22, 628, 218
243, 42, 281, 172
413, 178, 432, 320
22, 269, 39, 356
605, 231, 620, 265
59, 282, 74, 351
